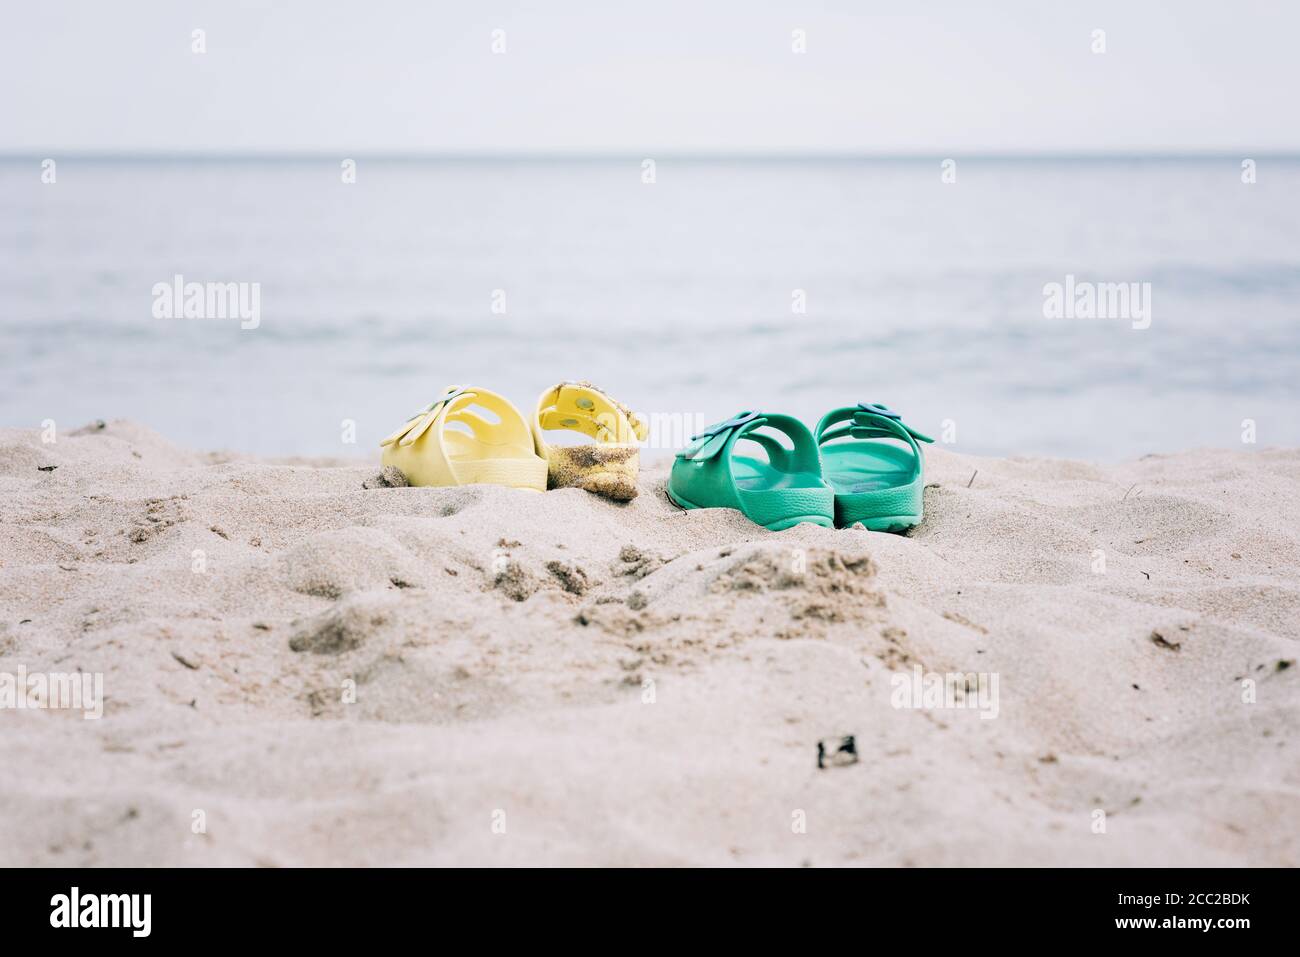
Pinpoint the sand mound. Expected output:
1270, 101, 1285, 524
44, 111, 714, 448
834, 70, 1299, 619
281, 527, 430, 598
0, 424, 1297, 865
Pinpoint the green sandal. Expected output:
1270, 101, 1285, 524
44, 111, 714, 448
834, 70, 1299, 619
668, 411, 834, 530
814, 403, 934, 532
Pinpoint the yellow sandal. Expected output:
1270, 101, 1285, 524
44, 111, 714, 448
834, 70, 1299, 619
380, 385, 548, 490
532, 381, 648, 501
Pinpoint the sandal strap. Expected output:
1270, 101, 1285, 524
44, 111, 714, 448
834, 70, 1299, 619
679, 411, 821, 475
534, 381, 647, 445
381, 385, 534, 452
816, 403, 934, 448
678, 411, 763, 461
380, 385, 472, 447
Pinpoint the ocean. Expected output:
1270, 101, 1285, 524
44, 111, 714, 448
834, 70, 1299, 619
2, 156, 1297, 460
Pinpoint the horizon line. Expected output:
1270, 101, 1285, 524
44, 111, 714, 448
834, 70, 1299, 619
1, 149, 1297, 162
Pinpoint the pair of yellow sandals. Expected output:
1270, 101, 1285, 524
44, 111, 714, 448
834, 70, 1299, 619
380, 382, 648, 501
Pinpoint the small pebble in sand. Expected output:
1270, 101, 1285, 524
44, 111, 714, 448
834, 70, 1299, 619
171, 651, 200, 670
816, 736, 858, 769
1150, 630, 1181, 652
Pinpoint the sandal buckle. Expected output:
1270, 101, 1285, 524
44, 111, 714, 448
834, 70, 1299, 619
692, 410, 760, 441
858, 402, 901, 420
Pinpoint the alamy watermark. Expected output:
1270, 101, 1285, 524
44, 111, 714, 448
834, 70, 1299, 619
1043, 274, 1151, 330
890, 665, 999, 719
50, 887, 150, 937
1, 667, 104, 719
152, 274, 261, 329
636, 411, 709, 450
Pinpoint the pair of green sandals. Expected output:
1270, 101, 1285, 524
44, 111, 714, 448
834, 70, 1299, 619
667, 403, 933, 533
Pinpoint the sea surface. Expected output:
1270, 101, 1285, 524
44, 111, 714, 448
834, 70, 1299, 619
2, 156, 1298, 460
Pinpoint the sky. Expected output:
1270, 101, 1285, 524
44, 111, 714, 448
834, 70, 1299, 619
1, 0, 1297, 155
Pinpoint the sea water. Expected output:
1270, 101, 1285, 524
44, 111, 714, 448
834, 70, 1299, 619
2, 156, 1297, 460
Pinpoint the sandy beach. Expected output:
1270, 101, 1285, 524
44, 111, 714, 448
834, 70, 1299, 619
1, 419, 1297, 867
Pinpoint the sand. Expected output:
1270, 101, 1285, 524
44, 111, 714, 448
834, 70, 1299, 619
1, 420, 1297, 866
